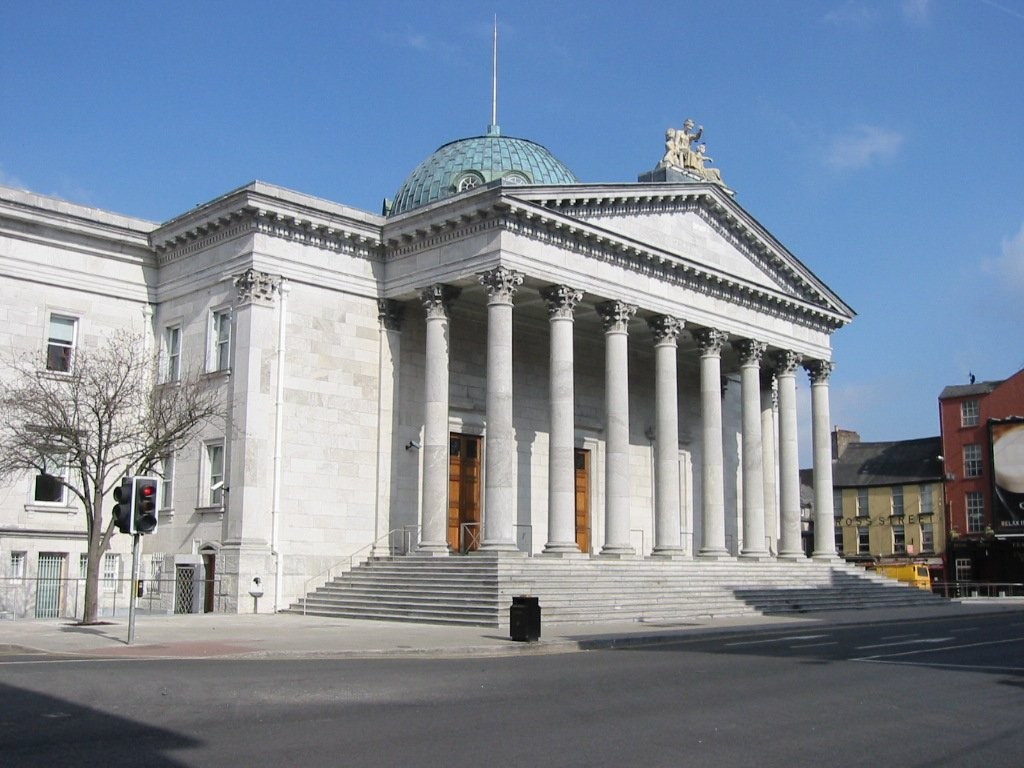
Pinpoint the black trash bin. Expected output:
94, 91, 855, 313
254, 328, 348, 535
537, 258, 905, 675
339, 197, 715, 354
509, 595, 541, 642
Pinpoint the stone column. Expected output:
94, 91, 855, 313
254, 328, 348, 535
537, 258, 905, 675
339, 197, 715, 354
374, 299, 404, 556
480, 267, 524, 552
695, 328, 729, 558
648, 315, 685, 557
760, 369, 779, 556
773, 351, 805, 559
805, 359, 838, 560
597, 300, 637, 556
736, 339, 769, 558
418, 284, 459, 555
541, 285, 583, 555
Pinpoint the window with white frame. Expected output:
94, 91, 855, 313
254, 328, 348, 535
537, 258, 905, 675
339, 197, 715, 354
964, 444, 982, 478
955, 557, 972, 582
79, 553, 88, 578
164, 325, 182, 382
210, 309, 231, 372
919, 484, 934, 515
833, 489, 844, 518
46, 313, 78, 373
961, 399, 980, 427
834, 528, 844, 553
856, 488, 869, 517
10, 551, 26, 582
921, 523, 934, 552
966, 491, 985, 533
160, 452, 175, 509
33, 453, 68, 504
891, 485, 904, 516
206, 442, 225, 507
892, 525, 906, 553
857, 527, 870, 554
102, 552, 121, 592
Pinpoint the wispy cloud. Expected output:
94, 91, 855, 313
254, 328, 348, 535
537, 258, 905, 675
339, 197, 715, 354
822, 2, 879, 25
978, 0, 1024, 23
982, 223, 1024, 291
824, 125, 905, 170
901, 0, 931, 25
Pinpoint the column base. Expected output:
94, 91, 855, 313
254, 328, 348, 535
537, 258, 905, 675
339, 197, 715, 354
479, 541, 520, 553
777, 552, 809, 562
469, 548, 528, 559
812, 552, 841, 562
739, 551, 774, 562
650, 546, 689, 559
697, 549, 735, 561
541, 542, 584, 557
415, 542, 451, 556
599, 546, 637, 559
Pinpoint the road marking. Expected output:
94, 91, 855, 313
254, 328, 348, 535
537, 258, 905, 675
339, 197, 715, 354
725, 634, 829, 647
790, 641, 838, 648
856, 637, 953, 650
853, 635, 1024, 661
879, 633, 919, 641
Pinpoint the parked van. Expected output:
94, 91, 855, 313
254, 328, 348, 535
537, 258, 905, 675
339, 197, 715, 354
868, 564, 932, 591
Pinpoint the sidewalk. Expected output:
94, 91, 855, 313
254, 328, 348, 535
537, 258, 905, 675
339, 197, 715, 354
1, 599, 1022, 661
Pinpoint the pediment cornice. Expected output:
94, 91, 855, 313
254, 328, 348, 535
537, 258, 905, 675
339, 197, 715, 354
382, 185, 853, 333
151, 182, 384, 266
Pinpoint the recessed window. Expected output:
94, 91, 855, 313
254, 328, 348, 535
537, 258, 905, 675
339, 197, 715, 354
857, 527, 870, 554
893, 525, 906, 553
856, 488, 869, 517
210, 310, 231, 372
455, 173, 484, 193
966, 491, 985, 532
964, 444, 982, 478
102, 553, 121, 593
34, 454, 68, 504
165, 325, 182, 382
919, 484, 934, 515
46, 314, 77, 373
206, 442, 225, 507
891, 486, 904, 516
961, 399, 980, 427
160, 452, 175, 510
921, 523, 934, 552
501, 172, 529, 185
9, 551, 26, 583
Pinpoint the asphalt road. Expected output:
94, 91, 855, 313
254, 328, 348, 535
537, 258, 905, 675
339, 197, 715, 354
2, 612, 1023, 767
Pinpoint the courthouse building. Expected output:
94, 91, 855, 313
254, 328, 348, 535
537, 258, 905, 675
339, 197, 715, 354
0, 120, 854, 616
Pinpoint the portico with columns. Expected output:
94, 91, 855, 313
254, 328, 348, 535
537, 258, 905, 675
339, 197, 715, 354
380, 177, 853, 564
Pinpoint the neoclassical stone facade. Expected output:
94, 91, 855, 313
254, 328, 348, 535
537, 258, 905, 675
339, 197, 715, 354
0, 127, 853, 616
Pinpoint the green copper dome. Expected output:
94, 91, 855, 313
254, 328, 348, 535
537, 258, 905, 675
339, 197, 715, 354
387, 130, 578, 217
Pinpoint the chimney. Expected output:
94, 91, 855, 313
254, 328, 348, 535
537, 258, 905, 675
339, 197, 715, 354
831, 427, 860, 459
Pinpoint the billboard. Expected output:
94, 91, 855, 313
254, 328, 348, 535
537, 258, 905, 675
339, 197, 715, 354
991, 418, 1024, 533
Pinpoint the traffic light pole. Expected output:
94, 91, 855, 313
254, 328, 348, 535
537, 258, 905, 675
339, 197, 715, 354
127, 533, 141, 646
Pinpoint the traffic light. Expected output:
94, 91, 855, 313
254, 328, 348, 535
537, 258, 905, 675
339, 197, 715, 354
132, 476, 159, 535
112, 478, 133, 534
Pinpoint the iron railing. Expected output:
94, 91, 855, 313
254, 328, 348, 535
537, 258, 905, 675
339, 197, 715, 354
932, 581, 1024, 598
0, 576, 227, 620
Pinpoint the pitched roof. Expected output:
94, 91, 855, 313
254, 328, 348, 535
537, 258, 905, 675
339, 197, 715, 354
832, 436, 943, 488
939, 380, 1001, 399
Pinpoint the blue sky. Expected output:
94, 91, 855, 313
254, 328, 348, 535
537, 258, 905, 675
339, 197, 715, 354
2, 0, 1022, 459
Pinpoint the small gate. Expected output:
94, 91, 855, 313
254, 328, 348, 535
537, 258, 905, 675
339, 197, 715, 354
174, 565, 196, 614
35, 553, 65, 618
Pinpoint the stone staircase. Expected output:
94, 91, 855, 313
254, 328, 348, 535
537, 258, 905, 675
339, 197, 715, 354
287, 555, 947, 627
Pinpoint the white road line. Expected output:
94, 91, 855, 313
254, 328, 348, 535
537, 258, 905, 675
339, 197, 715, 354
856, 637, 953, 650
725, 634, 829, 647
790, 642, 838, 649
853, 635, 1024, 661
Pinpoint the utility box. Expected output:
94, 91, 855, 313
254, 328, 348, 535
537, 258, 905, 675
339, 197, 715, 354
510, 595, 541, 642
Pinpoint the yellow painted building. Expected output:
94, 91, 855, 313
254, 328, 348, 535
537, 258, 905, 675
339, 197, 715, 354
830, 433, 946, 578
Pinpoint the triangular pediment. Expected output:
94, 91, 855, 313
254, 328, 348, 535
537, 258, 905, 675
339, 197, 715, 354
506, 184, 853, 323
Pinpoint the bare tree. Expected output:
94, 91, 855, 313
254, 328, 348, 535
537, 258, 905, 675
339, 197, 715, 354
0, 330, 224, 624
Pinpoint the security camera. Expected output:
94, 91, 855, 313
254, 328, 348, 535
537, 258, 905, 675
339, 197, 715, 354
405, 440, 421, 450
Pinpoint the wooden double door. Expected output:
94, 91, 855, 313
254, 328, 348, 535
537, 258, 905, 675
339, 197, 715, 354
447, 434, 591, 554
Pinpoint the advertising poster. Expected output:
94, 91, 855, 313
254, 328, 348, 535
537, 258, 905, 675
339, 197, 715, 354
990, 418, 1024, 532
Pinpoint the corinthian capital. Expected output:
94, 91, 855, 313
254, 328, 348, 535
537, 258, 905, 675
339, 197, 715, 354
479, 267, 524, 304
596, 301, 637, 333
734, 338, 767, 367
420, 284, 460, 320
234, 269, 279, 307
804, 359, 835, 384
647, 315, 683, 344
693, 327, 728, 356
771, 349, 803, 376
540, 284, 583, 319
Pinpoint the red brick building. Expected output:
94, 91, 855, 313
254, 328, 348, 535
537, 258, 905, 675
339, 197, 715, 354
938, 368, 1024, 583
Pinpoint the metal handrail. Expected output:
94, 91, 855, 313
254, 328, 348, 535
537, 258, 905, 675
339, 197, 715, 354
301, 526, 418, 615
